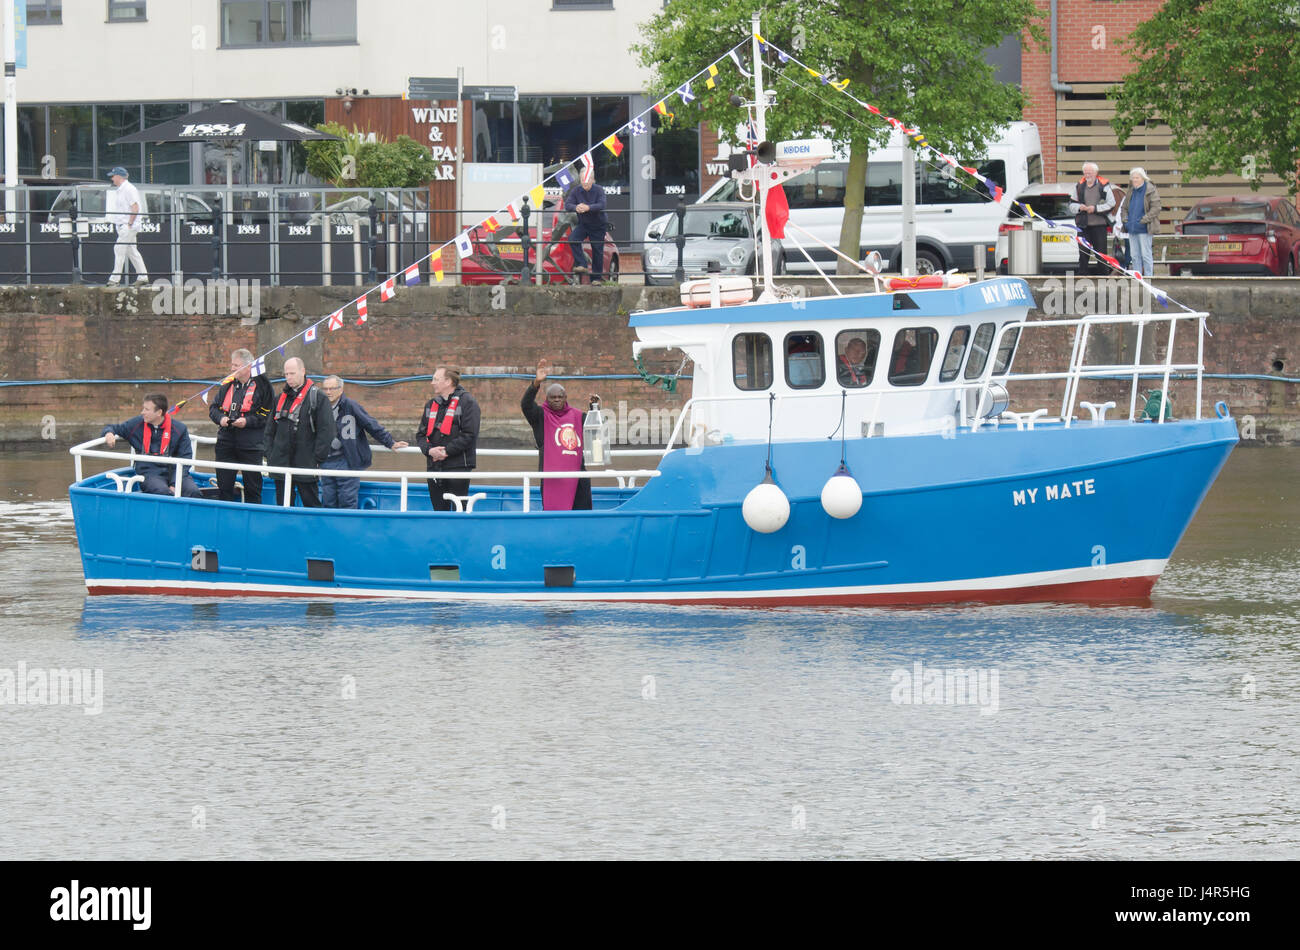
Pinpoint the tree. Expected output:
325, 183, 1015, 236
304, 123, 438, 188
635, 0, 1044, 272
1110, 0, 1300, 195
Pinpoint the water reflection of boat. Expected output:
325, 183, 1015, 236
66, 41, 1236, 608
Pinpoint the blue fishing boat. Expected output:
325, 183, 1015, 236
67, 32, 1237, 606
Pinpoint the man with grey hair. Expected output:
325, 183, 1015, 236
319, 375, 407, 509
263, 357, 335, 508
1069, 161, 1118, 275
1123, 167, 1161, 277
209, 347, 273, 503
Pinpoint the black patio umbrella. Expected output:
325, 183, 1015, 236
111, 99, 339, 189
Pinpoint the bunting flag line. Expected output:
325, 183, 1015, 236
200, 389, 211, 406
380, 277, 395, 301
628, 117, 648, 136
276, 344, 286, 357
602, 134, 624, 157
455, 232, 474, 259
356, 297, 369, 323
555, 166, 576, 191
250, 356, 266, 377
483, 215, 501, 233
705, 64, 719, 89
505, 200, 520, 221
579, 152, 595, 180
328, 309, 345, 331
432, 250, 445, 282
653, 100, 673, 120
676, 82, 695, 105
304, 324, 318, 343
528, 184, 545, 209
729, 48, 752, 78
404, 262, 421, 286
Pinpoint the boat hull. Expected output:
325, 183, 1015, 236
71, 417, 1237, 608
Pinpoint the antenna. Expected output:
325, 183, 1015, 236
751, 12, 776, 301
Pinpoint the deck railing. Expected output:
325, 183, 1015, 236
69, 440, 662, 513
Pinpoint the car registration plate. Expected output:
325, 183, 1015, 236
1042, 234, 1071, 243
1211, 242, 1243, 253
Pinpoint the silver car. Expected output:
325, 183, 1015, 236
641, 202, 784, 286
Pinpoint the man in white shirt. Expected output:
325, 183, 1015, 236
106, 166, 148, 286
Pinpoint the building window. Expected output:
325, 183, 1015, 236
834, 330, 878, 388
732, 333, 773, 391
887, 327, 939, 386
221, 0, 356, 47
553, 1, 614, 9
108, 1, 146, 20
27, 1, 62, 24
784, 332, 825, 389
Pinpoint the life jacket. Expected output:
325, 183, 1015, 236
275, 379, 314, 425
141, 414, 172, 456
426, 394, 460, 437
839, 354, 865, 386
221, 377, 258, 414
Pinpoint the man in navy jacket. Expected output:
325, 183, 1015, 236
319, 375, 407, 509
564, 164, 610, 283
102, 393, 202, 498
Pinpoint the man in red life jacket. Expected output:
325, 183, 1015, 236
102, 393, 201, 497
836, 337, 873, 388
209, 348, 273, 503
520, 359, 593, 511
263, 357, 335, 508
416, 366, 480, 511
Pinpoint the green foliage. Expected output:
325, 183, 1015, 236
635, 1, 1046, 268
1110, 0, 1299, 194
303, 123, 438, 188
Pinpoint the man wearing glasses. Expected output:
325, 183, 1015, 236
319, 375, 408, 509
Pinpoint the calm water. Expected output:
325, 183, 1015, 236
0, 448, 1296, 859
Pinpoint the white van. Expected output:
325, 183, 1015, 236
648, 122, 1043, 274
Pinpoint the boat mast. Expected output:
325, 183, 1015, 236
751, 12, 775, 301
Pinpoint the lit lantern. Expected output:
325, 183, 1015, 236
820, 463, 862, 519
583, 397, 614, 468
742, 473, 790, 533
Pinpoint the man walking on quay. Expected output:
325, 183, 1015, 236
416, 367, 480, 512
106, 166, 149, 286
102, 393, 202, 498
264, 357, 335, 508
210, 348, 273, 504
319, 375, 407, 509
1069, 162, 1117, 276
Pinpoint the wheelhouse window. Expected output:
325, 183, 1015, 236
784, 332, 825, 389
833, 330, 879, 388
887, 327, 939, 386
964, 322, 996, 379
938, 326, 971, 382
992, 326, 1021, 375
732, 333, 773, 391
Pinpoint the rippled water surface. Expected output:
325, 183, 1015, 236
0, 448, 1296, 859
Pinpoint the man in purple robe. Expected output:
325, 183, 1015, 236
521, 360, 593, 511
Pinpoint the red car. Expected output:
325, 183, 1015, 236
459, 211, 620, 285
1170, 196, 1300, 276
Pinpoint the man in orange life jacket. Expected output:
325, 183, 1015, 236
102, 393, 202, 497
263, 357, 336, 508
208, 348, 273, 503
416, 366, 480, 511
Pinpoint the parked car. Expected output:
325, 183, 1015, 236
49, 186, 214, 225
994, 182, 1107, 273
642, 202, 783, 286
460, 210, 619, 285
1169, 196, 1300, 276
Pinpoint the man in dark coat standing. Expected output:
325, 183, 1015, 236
520, 359, 592, 511
102, 393, 202, 498
209, 347, 273, 503
319, 375, 408, 509
416, 366, 480, 511
263, 357, 335, 508
564, 164, 609, 283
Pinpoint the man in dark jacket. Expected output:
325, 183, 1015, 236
102, 393, 202, 498
520, 360, 592, 511
263, 357, 336, 508
209, 347, 273, 503
319, 375, 408, 509
415, 366, 479, 511
1068, 161, 1118, 276
564, 164, 609, 283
